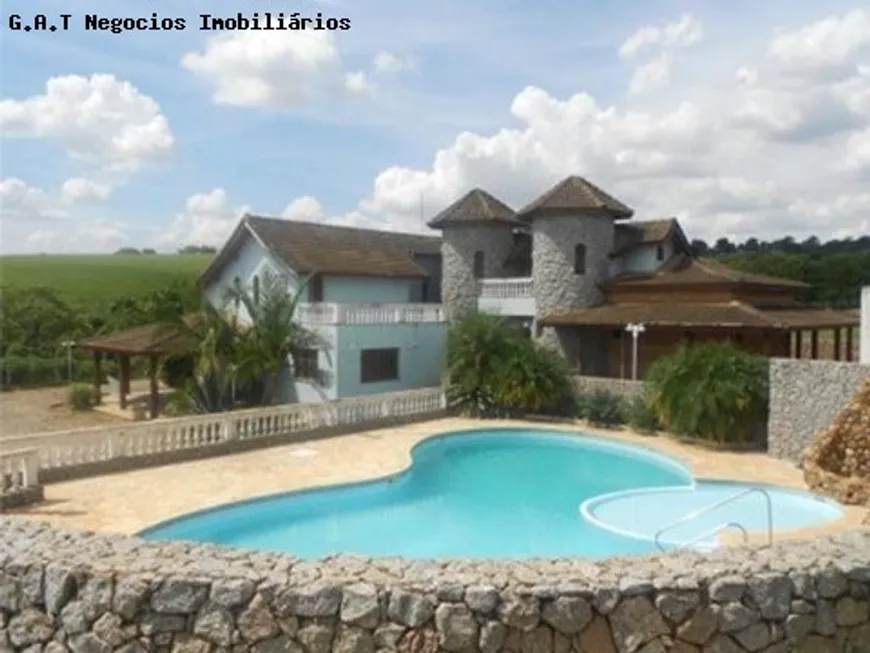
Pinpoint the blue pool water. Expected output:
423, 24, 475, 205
141, 428, 844, 559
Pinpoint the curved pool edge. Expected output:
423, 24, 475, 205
138, 426, 694, 539
580, 477, 849, 549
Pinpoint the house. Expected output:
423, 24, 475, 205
202, 176, 860, 403
198, 216, 446, 403
428, 176, 859, 379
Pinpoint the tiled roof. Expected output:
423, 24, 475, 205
427, 188, 521, 228
609, 256, 809, 289
245, 215, 441, 278
78, 323, 196, 355
612, 219, 678, 255
517, 176, 634, 220
540, 302, 859, 329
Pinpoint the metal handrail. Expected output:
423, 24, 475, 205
673, 521, 749, 551
653, 487, 773, 552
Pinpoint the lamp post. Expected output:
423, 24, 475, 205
61, 340, 76, 382
624, 323, 646, 380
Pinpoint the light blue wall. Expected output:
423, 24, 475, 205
281, 325, 340, 403
610, 240, 674, 276
323, 275, 417, 303
204, 232, 298, 321
336, 323, 446, 397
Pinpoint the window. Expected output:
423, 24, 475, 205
252, 275, 260, 304
293, 349, 319, 379
684, 330, 695, 344
309, 274, 324, 302
656, 245, 665, 261
573, 243, 586, 274
473, 251, 484, 278
360, 348, 399, 383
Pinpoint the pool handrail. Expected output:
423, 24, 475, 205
674, 521, 749, 551
653, 486, 773, 552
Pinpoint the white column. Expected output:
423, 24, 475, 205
625, 322, 646, 380
861, 286, 869, 364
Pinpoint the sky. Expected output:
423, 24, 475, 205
1, 0, 869, 254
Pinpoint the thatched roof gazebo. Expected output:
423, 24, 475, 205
77, 323, 197, 419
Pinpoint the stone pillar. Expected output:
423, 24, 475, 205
440, 224, 514, 321
861, 285, 870, 364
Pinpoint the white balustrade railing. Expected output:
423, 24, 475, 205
1, 448, 41, 493
2, 388, 447, 475
297, 303, 444, 325
478, 278, 533, 299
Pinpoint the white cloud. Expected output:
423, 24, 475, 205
767, 9, 870, 82
181, 30, 368, 108
0, 74, 174, 172
344, 71, 375, 94
628, 53, 671, 95
162, 188, 251, 248
61, 178, 111, 203
347, 10, 869, 242
619, 14, 704, 60
373, 51, 416, 74
0, 178, 53, 220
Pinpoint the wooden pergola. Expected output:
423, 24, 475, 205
77, 323, 197, 419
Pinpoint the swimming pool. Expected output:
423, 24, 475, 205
140, 428, 844, 558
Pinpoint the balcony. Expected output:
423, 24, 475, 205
477, 278, 536, 316
297, 302, 445, 325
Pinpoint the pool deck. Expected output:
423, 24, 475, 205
8, 418, 868, 544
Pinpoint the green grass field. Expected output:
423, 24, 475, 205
0, 254, 214, 307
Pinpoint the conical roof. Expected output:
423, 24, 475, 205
517, 175, 634, 220
427, 188, 521, 229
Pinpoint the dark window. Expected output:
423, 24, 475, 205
293, 349, 318, 379
656, 245, 665, 261
684, 330, 695, 343
473, 251, 484, 278
309, 274, 324, 301
360, 348, 399, 383
252, 275, 260, 304
612, 329, 622, 340
574, 243, 586, 274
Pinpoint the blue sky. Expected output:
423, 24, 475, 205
2, 0, 869, 253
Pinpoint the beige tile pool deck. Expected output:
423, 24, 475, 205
7, 418, 867, 545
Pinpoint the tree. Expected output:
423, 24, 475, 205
645, 343, 769, 445
446, 312, 573, 417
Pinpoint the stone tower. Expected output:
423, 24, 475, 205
518, 176, 634, 370
427, 188, 521, 320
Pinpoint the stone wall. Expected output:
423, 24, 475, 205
440, 224, 515, 320
2, 517, 869, 653
573, 376, 645, 400
768, 359, 870, 464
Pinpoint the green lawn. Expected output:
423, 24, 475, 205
0, 254, 213, 307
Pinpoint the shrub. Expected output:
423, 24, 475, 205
68, 383, 98, 410
446, 312, 573, 417
645, 342, 769, 444
581, 390, 626, 427
161, 355, 196, 389
626, 395, 660, 433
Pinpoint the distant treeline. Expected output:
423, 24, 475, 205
699, 235, 870, 308
114, 245, 218, 255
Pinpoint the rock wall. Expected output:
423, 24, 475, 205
804, 378, 870, 511
768, 359, 870, 464
2, 518, 869, 653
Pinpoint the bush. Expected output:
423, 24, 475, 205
579, 390, 626, 427
68, 383, 98, 410
446, 312, 573, 417
0, 355, 120, 388
161, 355, 196, 389
625, 395, 660, 433
645, 342, 769, 444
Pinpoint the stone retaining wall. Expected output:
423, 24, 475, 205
768, 359, 870, 464
572, 376, 645, 400
2, 518, 868, 653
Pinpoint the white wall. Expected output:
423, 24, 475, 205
610, 240, 674, 277
861, 285, 870, 364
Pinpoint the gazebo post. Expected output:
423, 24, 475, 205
833, 328, 842, 361
810, 329, 819, 360
148, 355, 160, 419
119, 355, 130, 409
93, 352, 102, 405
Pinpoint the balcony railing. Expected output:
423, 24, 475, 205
477, 278, 533, 299
297, 302, 444, 325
